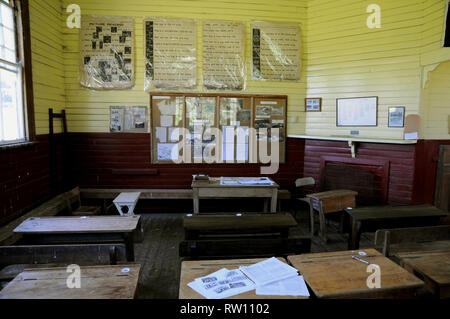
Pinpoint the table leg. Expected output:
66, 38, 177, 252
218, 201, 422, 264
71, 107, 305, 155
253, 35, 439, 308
271, 188, 278, 213
123, 233, 135, 262
193, 188, 199, 215
263, 198, 269, 213
348, 218, 362, 250
318, 201, 327, 243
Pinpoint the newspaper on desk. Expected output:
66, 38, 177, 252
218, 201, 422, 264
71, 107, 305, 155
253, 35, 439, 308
187, 257, 309, 298
187, 268, 255, 299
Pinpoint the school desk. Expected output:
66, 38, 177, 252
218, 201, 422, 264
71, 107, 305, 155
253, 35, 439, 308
0, 264, 140, 299
13, 215, 140, 261
288, 248, 424, 299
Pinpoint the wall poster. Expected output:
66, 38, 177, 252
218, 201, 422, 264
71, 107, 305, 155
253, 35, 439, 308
80, 16, 134, 89
202, 20, 246, 90
251, 21, 301, 81
144, 18, 197, 90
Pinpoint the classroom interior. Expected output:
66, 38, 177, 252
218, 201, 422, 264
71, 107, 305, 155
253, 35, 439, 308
0, 0, 449, 300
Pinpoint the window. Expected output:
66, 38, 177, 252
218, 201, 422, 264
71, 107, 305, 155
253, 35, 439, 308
0, 0, 29, 145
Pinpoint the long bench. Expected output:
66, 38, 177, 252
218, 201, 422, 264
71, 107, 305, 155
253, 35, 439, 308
80, 188, 291, 200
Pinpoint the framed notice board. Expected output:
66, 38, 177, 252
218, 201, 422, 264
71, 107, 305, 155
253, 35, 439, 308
150, 93, 287, 164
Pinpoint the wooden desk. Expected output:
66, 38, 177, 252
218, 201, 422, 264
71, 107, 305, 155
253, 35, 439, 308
191, 177, 279, 214
13, 216, 141, 261
346, 205, 448, 250
288, 249, 423, 299
0, 264, 140, 299
306, 190, 358, 241
179, 258, 308, 299
395, 250, 450, 299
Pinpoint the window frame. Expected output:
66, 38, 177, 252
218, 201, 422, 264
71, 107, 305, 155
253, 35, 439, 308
0, 0, 35, 148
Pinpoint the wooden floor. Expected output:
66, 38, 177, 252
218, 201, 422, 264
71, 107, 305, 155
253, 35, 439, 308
134, 209, 376, 299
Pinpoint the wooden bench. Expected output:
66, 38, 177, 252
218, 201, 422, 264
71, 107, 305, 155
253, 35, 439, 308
180, 213, 305, 259
374, 225, 450, 257
0, 244, 127, 284
183, 213, 297, 239
80, 188, 291, 213
179, 237, 311, 260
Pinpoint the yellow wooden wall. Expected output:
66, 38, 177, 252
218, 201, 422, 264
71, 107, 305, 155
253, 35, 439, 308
29, 0, 65, 134
422, 60, 450, 139
28, 0, 449, 139
60, 0, 308, 133
304, 0, 425, 139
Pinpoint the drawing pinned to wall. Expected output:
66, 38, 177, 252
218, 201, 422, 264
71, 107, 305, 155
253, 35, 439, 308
80, 16, 134, 89
144, 18, 197, 90
202, 20, 246, 90
109, 106, 147, 132
251, 21, 301, 81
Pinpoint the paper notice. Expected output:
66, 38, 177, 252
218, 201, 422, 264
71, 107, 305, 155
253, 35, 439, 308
156, 127, 167, 142
161, 115, 173, 127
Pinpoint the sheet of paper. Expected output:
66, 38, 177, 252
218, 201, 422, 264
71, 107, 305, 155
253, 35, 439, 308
256, 275, 310, 297
239, 257, 298, 287
404, 132, 418, 140
187, 268, 255, 299
168, 127, 180, 142
160, 115, 173, 127
236, 143, 248, 161
156, 127, 166, 142
157, 143, 178, 161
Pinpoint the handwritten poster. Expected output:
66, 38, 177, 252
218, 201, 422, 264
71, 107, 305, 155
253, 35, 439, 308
202, 20, 246, 90
145, 18, 197, 90
251, 21, 301, 81
80, 16, 134, 89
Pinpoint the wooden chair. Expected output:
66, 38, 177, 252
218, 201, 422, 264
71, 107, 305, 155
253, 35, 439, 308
66, 187, 101, 216
293, 177, 316, 237
374, 225, 450, 257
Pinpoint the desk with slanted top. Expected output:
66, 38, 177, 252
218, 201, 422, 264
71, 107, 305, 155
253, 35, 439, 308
0, 264, 140, 299
306, 189, 358, 241
179, 258, 308, 299
288, 249, 424, 299
395, 249, 450, 299
13, 216, 140, 261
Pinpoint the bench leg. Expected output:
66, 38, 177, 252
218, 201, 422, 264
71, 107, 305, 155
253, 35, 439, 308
308, 199, 314, 238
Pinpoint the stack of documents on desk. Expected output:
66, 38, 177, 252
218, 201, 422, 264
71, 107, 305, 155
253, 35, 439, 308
187, 257, 309, 298
220, 177, 274, 186
239, 257, 310, 297
187, 268, 255, 299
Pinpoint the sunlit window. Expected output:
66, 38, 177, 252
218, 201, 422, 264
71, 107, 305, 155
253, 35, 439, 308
0, 0, 25, 145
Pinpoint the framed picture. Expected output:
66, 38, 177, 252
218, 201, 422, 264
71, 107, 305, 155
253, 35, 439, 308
305, 98, 322, 112
336, 96, 378, 127
388, 107, 405, 127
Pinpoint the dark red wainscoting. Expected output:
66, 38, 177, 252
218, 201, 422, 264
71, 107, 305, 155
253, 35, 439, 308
303, 139, 417, 205
0, 134, 66, 225
67, 133, 305, 190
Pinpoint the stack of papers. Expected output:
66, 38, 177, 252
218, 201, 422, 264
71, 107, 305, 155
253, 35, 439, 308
187, 257, 310, 299
240, 257, 310, 297
187, 268, 255, 299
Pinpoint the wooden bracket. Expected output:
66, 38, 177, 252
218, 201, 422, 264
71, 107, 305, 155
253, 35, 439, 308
348, 141, 357, 158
